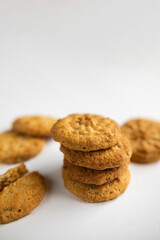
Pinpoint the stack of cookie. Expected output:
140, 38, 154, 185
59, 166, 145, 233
51, 114, 132, 203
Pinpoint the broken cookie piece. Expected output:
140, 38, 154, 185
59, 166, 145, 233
0, 163, 28, 191
0, 165, 46, 224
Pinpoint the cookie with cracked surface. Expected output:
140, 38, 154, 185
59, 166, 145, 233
0, 171, 46, 224
60, 135, 132, 170
0, 131, 45, 164
62, 167, 130, 203
121, 119, 160, 163
13, 115, 57, 137
0, 163, 28, 191
51, 114, 121, 151
63, 159, 128, 185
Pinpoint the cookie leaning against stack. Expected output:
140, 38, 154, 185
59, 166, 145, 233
51, 114, 132, 203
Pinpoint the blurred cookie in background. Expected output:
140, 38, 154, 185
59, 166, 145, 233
122, 119, 160, 163
13, 115, 57, 138
0, 131, 45, 164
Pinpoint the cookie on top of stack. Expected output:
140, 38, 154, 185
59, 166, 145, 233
51, 114, 132, 203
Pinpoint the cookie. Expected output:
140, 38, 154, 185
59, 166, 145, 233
62, 167, 130, 202
122, 119, 160, 163
0, 163, 28, 191
131, 152, 160, 163
13, 115, 57, 137
60, 135, 132, 170
51, 114, 121, 151
0, 131, 45, 164
0, 171, 46, 224
63, 158, 128, 185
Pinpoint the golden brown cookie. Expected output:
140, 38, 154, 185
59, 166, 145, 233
13, 115, 57, 137
122, 119, 160, 163
0, 131, 45, 164
63, 159, 128, 185
62, 167, 130, 203
51, 114, 121, 151
131, 152, 160, 163
0, 171, 46, 224
0, 164, 28, 191
60, 135, 132, 170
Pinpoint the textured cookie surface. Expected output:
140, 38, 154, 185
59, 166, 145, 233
0, 131, 45, 164
62, 168, 130, 202
63, 159, 128, 185
0, 164, 28, 191
61, 135, 132, 169
122, 119, 160, 163
51, 114, 121, 151
0, 171, 46, 224
13, 115, 57, 137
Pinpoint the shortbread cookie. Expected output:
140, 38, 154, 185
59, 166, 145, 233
60, 135, 132, 170
13, 115, 57, 137
122, 119, 160, 163
0, 171, 46, 224
0, 131, 45, 164
0, 164, 28, 191
62, 168, 130, 202
63, 159, 128, 185
51, 114, 121, 151
131, 152, 160, 163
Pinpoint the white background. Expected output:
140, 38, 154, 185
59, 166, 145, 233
0, 0, 160, 239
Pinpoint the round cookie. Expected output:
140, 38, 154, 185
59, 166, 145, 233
51, 114, 121, 151
122, 119, 160, 163
60, 135, 132, 170
0, 172, 46, 224
131, 152, 160, 163
63, 159, 128, 185
13, 115, 57, 137
62, 167, 130, 203
0, 163, 28, 191
0, 131, 45, 164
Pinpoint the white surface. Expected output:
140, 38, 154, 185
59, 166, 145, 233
0, 0, 160, 239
